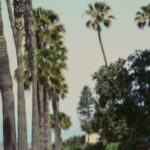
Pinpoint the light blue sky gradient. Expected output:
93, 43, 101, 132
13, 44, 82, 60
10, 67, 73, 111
0, 0, 150, 143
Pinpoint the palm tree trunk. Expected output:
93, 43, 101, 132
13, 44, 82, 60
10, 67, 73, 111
43, 86, 51, 150
37, 82, 44, 150
14, 1, 27, 150
31, 61, 39, 150
52, 92, 61, 150
0, 5, 16, 149
5, 0, 17, 48
49, 122, 52, 150
97, 29, 108, 66
23, 0, 39, 150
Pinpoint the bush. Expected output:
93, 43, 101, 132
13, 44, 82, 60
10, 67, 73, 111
118, 138, 145, 150
84, 142, 105, 150
62, 135, 85, 150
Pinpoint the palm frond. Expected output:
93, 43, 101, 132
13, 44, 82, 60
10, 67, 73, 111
88, 4, 94, 11
85, 2, 114, 31
86, 20, 92, 28
104, 19, 111, 28
108, 15, 115, 20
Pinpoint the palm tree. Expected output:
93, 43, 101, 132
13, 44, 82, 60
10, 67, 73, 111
13, 0, 28, 149
135, 3, 150, 29
20, 8, 68, 150
85, 2, 115, 66
5, 0, 17, 48
50, 43, 68, 150
33, 8, 68, 150
33, 8, 61, 150
0, 2, 16, 150
23, 1, 39, 150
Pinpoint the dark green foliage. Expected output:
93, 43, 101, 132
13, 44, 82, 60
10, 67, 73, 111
122, 50, 150, 136
118, 138, 145, 150
84, 142, 105, 150
93, 50, 150, 142
93, 62, 130, 142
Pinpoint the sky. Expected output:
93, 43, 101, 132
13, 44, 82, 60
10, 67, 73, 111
0, 0, 150, 144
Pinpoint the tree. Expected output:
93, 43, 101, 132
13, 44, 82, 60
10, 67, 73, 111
85, 2, 115, 66
32, 7, 68, 150
5, 0, 17, 48
33, 8, 65, 150
0, 2, 16, 150
50, 112, 71, 150
51, 50, 68, 150
135, 3, 150, 29
13, 0, 28, 149
23, 1, 39, 150
20, 7, 68, 150
124, 50, 150, 136
77, 86, 95, 143
93, 50, 150, 143
93, 62, 132, 142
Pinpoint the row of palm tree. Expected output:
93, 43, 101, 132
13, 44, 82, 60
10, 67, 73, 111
0, 0, 69, 150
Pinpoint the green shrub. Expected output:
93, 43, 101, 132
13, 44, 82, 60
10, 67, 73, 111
106, 142, 120, 150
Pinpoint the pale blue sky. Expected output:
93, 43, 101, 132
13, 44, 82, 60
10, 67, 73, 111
0, 0, 150, 143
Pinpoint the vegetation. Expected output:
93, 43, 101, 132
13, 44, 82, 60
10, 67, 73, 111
85, 2, 115, 66
13, 0, 28, 149
77, 86, 95, 142
135, 3, 150, 29
0, 2, 16, 149
61, 136, 85, 150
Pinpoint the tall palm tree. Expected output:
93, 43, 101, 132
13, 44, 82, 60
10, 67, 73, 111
0, 2, 16, 150
50, 41, 68, 150
5, 0, 17, 48
23, 1, 39, 150
33, 8, 68, 150
135, 3, 150, 29
85, 2, 115, 66
51, 72, 68, 150
13, 0, 27, 149
33, 8, 60, 150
